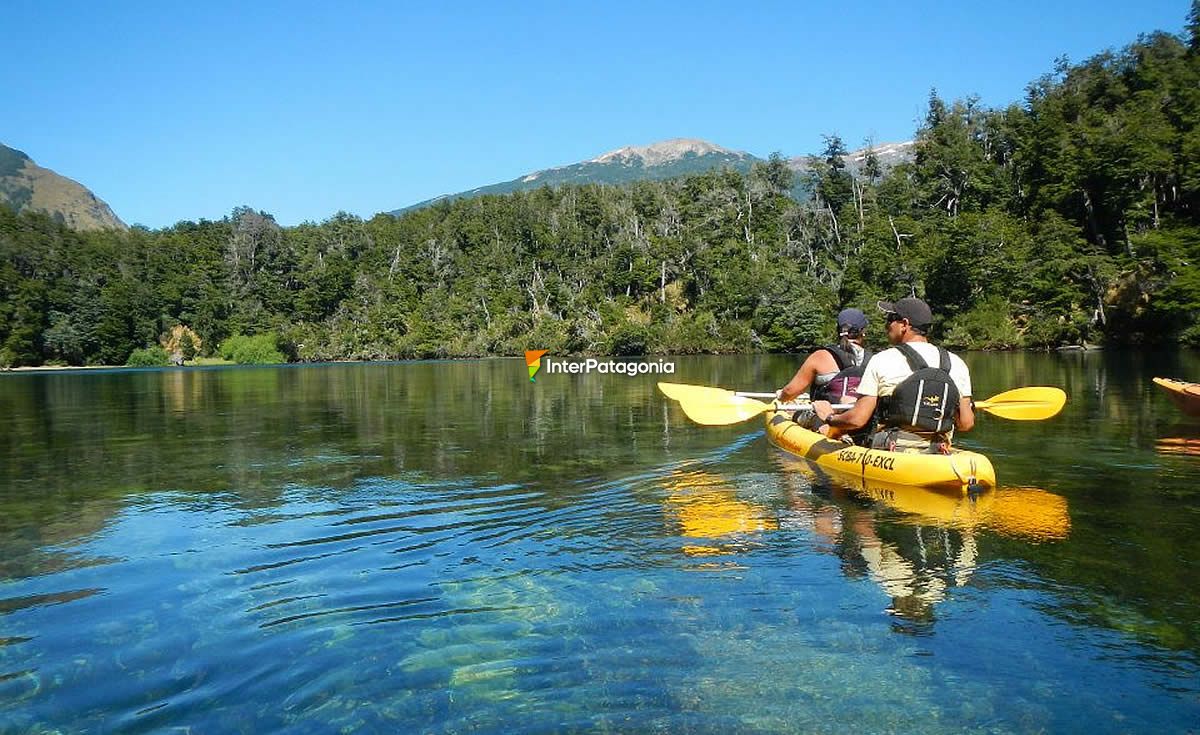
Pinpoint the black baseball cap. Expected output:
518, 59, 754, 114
877, 297, 933, 330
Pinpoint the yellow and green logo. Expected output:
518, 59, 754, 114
525, 350, 548, 382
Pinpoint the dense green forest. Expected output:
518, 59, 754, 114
3, 10, 1200, 367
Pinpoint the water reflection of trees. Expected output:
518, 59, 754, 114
1, 362, 666, 492
0, 360, 744, 575
964, 351, 1200, 656
4, 353, 1199, 655
965, 348, 1200, 449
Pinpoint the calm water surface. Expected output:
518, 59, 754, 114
2, 352, 1199, 733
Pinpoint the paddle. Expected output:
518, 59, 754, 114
658, 382, 1066, 426
971, 386, 1067, 420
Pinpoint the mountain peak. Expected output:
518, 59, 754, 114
589, 138, 747, 167
1, 142, 126, 231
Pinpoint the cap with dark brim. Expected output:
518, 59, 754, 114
877, 297, 933, 330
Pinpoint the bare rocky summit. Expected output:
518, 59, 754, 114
588, 138, 751, 167
1, 143, 126, 231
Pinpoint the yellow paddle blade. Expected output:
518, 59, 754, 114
975, 387, 1066, 420
658, 382, 774, 425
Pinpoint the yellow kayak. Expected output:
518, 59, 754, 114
765, 410, 996, 492
1152, 377, 1200, 417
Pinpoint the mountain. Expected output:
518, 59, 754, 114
390, 138, 915, 214
392, 139, 758, 214
1, 143, 126, 230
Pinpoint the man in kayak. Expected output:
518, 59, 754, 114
775, 307, 873, 406
810, 297, 974, 453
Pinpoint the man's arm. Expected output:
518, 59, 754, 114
815, 395, 877, 434
955, 396, 975, 432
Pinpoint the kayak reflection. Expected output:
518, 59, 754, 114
774, 454, 1069, 542
775, 453, 1070, 624
1156, 436, 1200, 457
658, 458, 1070, 624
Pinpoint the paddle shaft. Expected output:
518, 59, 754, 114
733, 389, 848, 411
658, 381, 1065, 426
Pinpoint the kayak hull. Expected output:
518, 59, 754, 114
765, 410, 996, 492
1152, 377, 1200, 417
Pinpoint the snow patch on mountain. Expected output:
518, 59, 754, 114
589, 138, 749, 167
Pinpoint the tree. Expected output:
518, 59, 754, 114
750, 152, 794, 197
912, 93, 1003, 217
814, 134, 854, 213
861, 141, 882, 184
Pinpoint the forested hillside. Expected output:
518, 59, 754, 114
2, 11, 1198, 367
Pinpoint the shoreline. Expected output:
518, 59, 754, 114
4, 364, 129, 372
2, 360, 236, 373
0, 344, 1152, 374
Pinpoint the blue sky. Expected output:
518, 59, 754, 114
2, 0, 1190, 228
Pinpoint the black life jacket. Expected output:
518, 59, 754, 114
879, 343, 960, 433
814, 345, 873, 402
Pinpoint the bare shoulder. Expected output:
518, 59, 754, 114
804, 347, 840, 371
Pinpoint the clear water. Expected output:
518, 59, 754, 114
2, 352, 1198, 733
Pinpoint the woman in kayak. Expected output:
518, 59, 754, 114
775, 307, 873, 406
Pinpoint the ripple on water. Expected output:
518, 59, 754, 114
3, 422, 1200, 732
